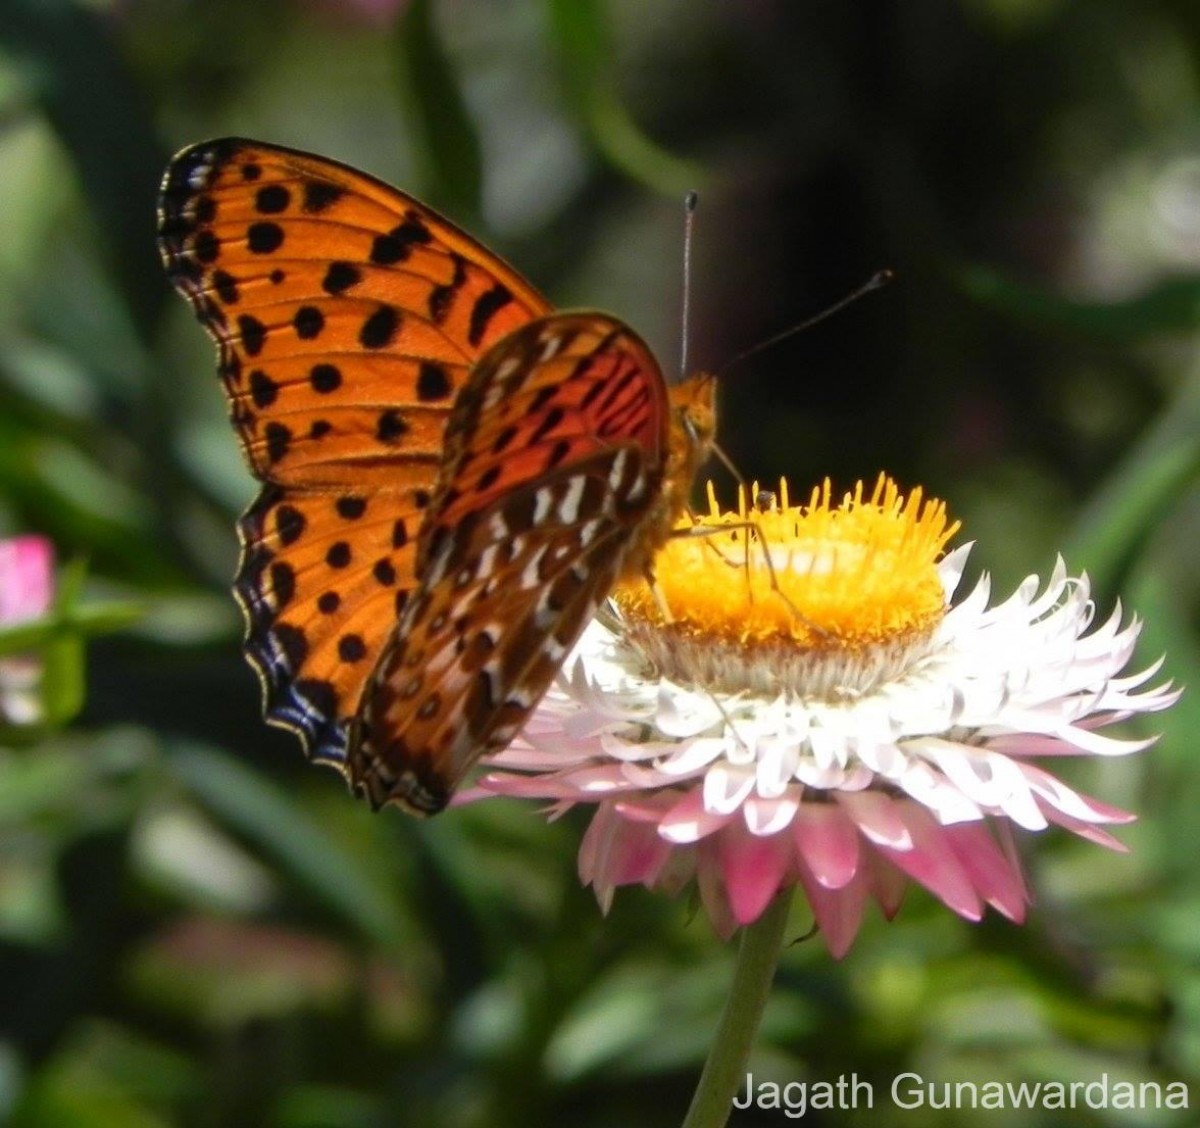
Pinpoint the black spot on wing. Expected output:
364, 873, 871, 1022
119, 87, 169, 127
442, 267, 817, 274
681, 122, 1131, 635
310, 363, 341, 393
335, 496, 367, 519
275, 505, 306, 545
318, 591, 341, 614
238, 314, 266, 356
369, 214, 433, 265
247, 221, 284, 253
255, 185, 290, 213
360, 305, 399, 349
303, 180, 344, 213
249, 369, 279, 408
530, 406, 565, 445
417, 362, 453, 402
270, 561, 296, 607
193, 231, 219, 263
338, 634, 367, 662
377, 409, 409, 444
322, 261, 361, 294
212, 270, 239, 304
468, 283, 513, 347
293, 306, 325, 340
264, 422, 291, 463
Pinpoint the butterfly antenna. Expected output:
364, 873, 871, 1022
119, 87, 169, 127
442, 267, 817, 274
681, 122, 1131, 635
716, 268, 894, 380
710, 439, 745, 487
680, 189, 699, 380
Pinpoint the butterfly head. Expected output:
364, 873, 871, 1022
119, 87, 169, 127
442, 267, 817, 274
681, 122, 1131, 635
668, 373, 718, 476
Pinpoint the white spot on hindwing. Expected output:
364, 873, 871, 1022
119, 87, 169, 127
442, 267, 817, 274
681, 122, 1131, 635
519, 545, 547, 589
578, 517, 602, 546
558, 475, 585, 523
539, 333, 565, 362
485, 356, 522, 408
533, 487, 553, 525
607, 449, 629, 491
476, 544, 499, 576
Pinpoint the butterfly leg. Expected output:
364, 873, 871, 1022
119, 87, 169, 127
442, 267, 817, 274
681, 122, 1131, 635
643, 565, 676, 623
667, 518, 830, 643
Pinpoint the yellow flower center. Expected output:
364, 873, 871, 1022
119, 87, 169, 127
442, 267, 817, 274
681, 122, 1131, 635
613, 475, 961, 696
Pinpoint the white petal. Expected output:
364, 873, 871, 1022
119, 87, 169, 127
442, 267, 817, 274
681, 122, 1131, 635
703, 762, 756, 815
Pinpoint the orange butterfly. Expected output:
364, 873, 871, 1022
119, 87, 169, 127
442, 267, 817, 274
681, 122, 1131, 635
157, 138, 715, 815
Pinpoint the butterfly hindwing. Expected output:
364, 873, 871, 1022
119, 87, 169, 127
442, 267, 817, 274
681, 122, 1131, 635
235, 486, 426, 762
347, 314, 672, 813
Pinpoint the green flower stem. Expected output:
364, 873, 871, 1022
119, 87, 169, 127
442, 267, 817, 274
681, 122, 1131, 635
681, 888, 795, 1128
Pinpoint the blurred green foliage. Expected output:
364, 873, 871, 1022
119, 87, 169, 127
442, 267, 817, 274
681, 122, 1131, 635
0, 0, 1198, 1125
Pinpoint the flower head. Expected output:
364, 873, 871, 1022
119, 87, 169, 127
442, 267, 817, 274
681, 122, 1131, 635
469, 477, 1178, 957
0, 535, 55, 725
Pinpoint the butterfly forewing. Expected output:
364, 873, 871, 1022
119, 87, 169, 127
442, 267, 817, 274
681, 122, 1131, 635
348, 315, 673, 813
157, 138, 551, 768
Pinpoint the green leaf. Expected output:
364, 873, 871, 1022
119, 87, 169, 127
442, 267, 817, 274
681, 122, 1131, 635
393, 0, 483, 222
1065, 378, 1200, 593
545, 0, 705, 195
1125, 565, 1200, 804
0, 0, 168, 341
960, 264, 1200, 339
166, 742, 410, 949
0, 604, 142, 656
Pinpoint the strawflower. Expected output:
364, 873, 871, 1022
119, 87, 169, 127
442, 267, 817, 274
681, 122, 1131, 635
471, 476, 1178, 957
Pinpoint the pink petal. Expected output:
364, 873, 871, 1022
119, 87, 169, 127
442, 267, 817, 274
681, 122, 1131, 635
561, 764, 642, 794
866, 853, 909, 919
484, 745, 588, 770
703, 763, 756, 814
792, 802, 861, 889
743, 792, 800, 836
658, 787, 735, 843
474, 772, 593, 801
696, 840, 738, 939
795, 859, 868, 958
578, 802, 619, 887
603, 816, 674, 886
1017, 762, 1136, 824
1039, 803, 1131, 851
943, 822, 1029, 922
875, 804, 983, 920
646, 841, 696, 899
836, 790, 912, 849
988, 734, 1097, 757
718, 825, 791, 925
613, 796, 675, 823
0, 536, 54, 623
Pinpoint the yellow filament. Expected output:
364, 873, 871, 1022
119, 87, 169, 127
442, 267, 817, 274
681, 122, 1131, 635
615, 474, 960, 651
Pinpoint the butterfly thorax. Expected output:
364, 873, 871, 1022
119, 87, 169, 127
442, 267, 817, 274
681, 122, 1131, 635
619, 372, 717, 583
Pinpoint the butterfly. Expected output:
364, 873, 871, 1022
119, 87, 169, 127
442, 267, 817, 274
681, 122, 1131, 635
157, 138, 716, 815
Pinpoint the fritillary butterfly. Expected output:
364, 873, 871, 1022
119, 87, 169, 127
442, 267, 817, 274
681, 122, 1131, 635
157, 138, 715, 814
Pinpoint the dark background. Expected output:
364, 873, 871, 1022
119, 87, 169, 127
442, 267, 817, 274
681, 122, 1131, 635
0, 0, 1197, 1124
